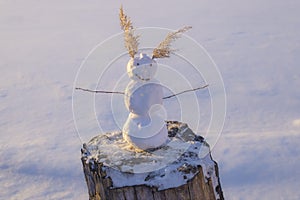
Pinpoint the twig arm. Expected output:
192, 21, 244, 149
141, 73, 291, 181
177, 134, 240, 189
76, 85, 208, 99
163, 84, 209, 99
75, 87, 125, 95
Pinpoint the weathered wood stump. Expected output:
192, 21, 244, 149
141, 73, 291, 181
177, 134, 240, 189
81, 121, 224, 200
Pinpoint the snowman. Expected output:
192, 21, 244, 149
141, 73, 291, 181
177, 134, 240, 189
119, 7, 191, 150
122, 53, 168, 150
75, 7, 193, 150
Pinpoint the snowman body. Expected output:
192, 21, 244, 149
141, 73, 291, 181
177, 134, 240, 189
123, 53, 168, 150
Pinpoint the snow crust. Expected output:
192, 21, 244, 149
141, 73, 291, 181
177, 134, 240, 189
84, 122, 220, 198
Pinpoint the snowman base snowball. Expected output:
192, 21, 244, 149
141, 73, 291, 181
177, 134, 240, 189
122, 118, 168, 150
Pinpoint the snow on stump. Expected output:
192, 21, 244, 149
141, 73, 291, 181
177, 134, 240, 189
81, 121, 224, 200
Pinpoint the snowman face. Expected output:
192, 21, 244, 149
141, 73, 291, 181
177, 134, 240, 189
127, 53, 158, 81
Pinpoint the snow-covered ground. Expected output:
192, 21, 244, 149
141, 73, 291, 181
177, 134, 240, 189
1, 0, 299, 199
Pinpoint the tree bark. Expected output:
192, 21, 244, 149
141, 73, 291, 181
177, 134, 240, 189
82, 156, 224, 200
82, 157, 224, 200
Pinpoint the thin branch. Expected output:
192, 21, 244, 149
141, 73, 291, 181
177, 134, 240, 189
76, 85, 208, 99
163, 84, 209, 99
75, 87, 125, 95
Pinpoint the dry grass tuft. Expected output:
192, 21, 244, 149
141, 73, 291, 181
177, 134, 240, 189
152, 26, 192, 59
119, 6, 139, 58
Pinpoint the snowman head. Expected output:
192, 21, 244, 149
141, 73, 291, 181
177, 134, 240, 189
127, 53, 158, 81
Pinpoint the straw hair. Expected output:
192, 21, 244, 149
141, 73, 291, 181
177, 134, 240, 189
119, 6, 139, 58
152, 26, 192, 59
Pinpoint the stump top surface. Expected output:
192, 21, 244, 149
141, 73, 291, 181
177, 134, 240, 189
86, 122, 210, 174
83, 122, 218, 191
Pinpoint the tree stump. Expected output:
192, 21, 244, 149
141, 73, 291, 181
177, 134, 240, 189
81, 121, 224, 200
